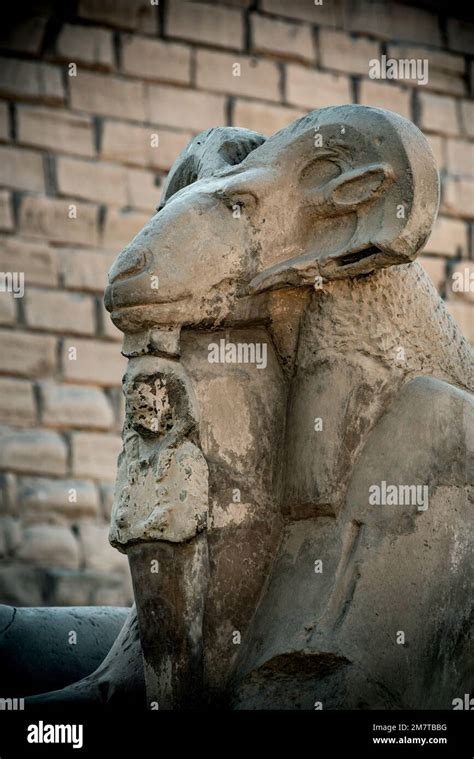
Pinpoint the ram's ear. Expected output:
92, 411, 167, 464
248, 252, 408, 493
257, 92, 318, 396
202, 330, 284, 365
158, 127, 266, 211
306, 163, 394, 215
320, 162, 394, 212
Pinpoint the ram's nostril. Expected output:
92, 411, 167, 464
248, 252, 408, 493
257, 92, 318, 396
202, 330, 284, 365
109, 247, 148, 284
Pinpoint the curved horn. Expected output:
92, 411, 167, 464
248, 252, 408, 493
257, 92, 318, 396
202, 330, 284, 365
158, 127, 266, 211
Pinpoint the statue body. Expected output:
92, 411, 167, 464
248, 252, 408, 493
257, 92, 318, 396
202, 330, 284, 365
24, 105, 472, 710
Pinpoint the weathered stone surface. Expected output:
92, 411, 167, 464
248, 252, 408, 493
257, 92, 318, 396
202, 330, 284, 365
0, 473, 16, 515
359, 80, 411, 120
319, 29, 379, 75
233, 100, 305, 136
423, 216, 468, 257
17, 106, 95, 158
446, 138, 474, 177
92, 577, 133, 606
460, 100, 474, 139
55, 23, 114, 69
23, 105, 474, 711
0, 516, 22, 556
146, 85, 226, 134
78, 0, 157, 32
19, 195, 99, 246
17, 477, 100, 521
419, 92, 459, 136
71, 432, 122, 481
448, 261, 474, 303
442, 177, 474, 218
419, 255, 445, 292
70, 72, 146, 120
62, 338, 126, 386
25, 288, 96, 335
78, 522, 128, 572
0, 236, 59, 286
344, 1, 441, 46
0, 102, 9, 141
110, 355, 210, 547
0, 12, 471, 707
0, 190, 13, 230
0, 330, 57, 378
0, 378, 36, 427
0, 292, 15, 325
446, 300, 474, 343
286, 65, 351, 109
38, 382, 114, 430
45, 568, 131, 607
125, 168, 162, 212
122, 37, 191, 84
0, 427, 68, 477
250, 13, 315, 62
100, 483, 115, 520
166, 0, 244, 50
27, 605, 143, 707
260, 0, 340, 26
101, 120, 192, 171
16, 524, 80, 569
0, 58, 64, 104
101, 208, 155, 250
386, 43, 465, 96
0, 605, 129, 697
56, 157, 128, 206
0, 564, 44, 606
59, 248, 115, 293
0, 145, 45, 192
196, 50, 280, 101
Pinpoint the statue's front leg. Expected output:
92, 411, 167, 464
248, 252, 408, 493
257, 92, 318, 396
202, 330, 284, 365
110, 353, 210, 710
127, 537, 209, 710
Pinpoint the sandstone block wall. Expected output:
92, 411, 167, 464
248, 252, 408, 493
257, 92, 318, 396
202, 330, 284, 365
0, 0, 472, 607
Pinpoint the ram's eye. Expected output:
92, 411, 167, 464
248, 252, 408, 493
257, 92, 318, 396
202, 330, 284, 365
216, 190, 257, 214
231, 198, 246, 211
299, 158, 341, 189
